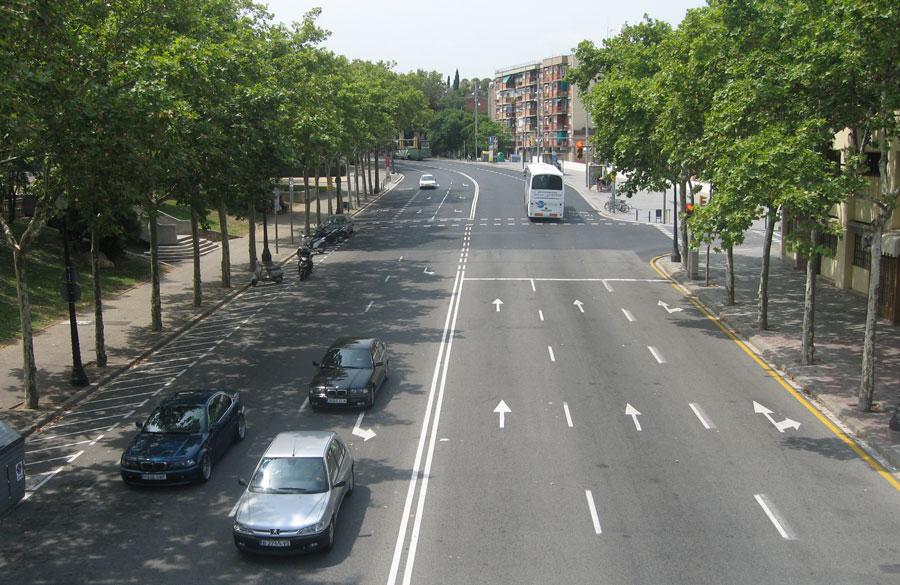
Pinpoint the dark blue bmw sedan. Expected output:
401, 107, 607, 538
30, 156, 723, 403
120, 390, 245, 485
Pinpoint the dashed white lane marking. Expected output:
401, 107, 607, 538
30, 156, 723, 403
754, 494, 795, 540
648, 346, 666, 364
563, 402, 574, 427
689, 403, 716, 429
548, 346, 556, 362
585, 490, 602, 534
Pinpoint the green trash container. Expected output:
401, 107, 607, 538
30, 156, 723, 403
497, 152, 505, 162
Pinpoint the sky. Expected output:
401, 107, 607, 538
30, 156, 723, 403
262, 0, 708, 81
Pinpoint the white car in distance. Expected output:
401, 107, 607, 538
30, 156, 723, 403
419, 174, 437, 189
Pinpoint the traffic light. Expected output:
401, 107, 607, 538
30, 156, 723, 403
684, 203, 694, 218
576, 141, 584, 159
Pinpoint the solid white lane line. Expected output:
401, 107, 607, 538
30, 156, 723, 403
689, 403, 715, 429
648, 346, 666, 363
622, 308, 636, 322
563, 402, 574, 427
388, 268, 464, 585
548, 346, 556, 362
754, 494, 794, 539
585, 490, 602, 534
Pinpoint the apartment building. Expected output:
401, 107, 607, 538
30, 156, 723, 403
491, 55, 589, 163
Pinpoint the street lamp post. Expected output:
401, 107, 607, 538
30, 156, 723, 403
57, 198, 89, 387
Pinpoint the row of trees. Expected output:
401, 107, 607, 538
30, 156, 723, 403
1, 0, 432, 408
567, 0, 900, 412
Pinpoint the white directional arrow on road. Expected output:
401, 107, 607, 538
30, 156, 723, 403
494, 400, 511, 428
753, 401, 801, 433
492, 298, 504, 312
625, 403, 643, 431
352, 411, 376, 441
574, 300, 585, 313
658, 300, 684, 313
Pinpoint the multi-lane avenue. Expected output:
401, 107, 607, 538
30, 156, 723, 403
2, 160, 899, 585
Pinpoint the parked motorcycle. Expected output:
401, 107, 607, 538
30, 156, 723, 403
297, 247, 314, 281
251, 259, 283, 286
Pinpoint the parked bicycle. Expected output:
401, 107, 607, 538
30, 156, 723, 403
604, 197, 632, 213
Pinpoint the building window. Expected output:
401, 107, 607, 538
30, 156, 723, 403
822, 232, 838, 255
853, 232, 871, 268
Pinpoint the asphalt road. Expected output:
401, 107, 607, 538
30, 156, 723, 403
2, 160, 899, 585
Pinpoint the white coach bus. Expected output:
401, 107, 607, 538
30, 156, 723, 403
524, 163, 564, 219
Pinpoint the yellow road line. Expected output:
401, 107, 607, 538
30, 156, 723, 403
650, 254, 900, 492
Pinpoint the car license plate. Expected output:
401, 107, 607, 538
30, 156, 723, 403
327, 398, 347, 404
259, 539, 290, 547
141, 473, 166, 481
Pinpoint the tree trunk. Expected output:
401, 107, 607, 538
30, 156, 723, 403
149, 214, 162, 331
315, 166, 321, 225
248, 202, 257, 272
705, 244, 710, 286
361, 156, 369, 200
757, 204, 777, 330
801, 228, 820, 365
218, 203, 231, 288
13, 246, 38, 408
90, 230, 107, 367
858, 221, 884, 412
190, 206, 201, 308
725, 246, 735, 306
303, 167, 311, 235
374, 147, 380, 194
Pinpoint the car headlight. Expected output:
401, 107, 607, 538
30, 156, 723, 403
349, 387, 368, 396
233, 521, 254, 535
297, 519, 328, 535
168, 458, 196, 469
120, 455, 138, 467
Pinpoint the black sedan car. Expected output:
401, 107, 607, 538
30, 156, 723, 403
308, 338, 389, 408
120, 390, 246, 485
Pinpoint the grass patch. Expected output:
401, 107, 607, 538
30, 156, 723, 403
0, 223, 152, 345
159, 202, 251, 238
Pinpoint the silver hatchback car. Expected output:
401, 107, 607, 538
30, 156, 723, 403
232, 431, 354, 554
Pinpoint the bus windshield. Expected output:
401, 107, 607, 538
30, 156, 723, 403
531, 174, 562, 190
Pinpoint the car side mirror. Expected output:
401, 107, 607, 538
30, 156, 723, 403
238, 478, 248, 487
135, 421, 143, 429
333, 479, 346, 488
375, 361, 384, 367
312, 361, 320, 367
